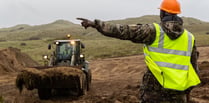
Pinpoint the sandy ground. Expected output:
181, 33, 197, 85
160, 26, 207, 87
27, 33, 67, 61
0, 46, 209, 103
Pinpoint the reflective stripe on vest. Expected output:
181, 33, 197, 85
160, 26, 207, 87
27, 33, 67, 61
155, 62, 188, 70
143, 23, 201, 91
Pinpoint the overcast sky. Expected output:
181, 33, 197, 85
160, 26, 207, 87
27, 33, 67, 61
0, 0, 209, 27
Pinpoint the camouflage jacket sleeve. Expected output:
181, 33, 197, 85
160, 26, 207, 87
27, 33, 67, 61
94, 19, 156, 45
191, 42, 199, 74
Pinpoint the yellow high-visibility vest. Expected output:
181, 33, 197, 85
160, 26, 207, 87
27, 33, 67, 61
143, 23, 201, 91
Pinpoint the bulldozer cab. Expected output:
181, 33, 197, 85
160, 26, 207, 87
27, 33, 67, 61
56, 41, 75, 61
48, 39, 85, 66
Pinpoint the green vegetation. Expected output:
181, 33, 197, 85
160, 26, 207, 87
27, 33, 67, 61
0, 15, 209, 64
0, 20, 86, 41
0, 40, 50, 64
0, 38, 142, 64
83, 38, 143, 59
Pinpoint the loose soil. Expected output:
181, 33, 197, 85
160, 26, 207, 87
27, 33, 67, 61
0, 47, 209, 103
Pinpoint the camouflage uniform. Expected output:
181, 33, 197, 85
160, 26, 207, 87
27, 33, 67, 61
93, 19, 199, 103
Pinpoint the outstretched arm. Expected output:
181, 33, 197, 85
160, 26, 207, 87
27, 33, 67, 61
77, 18, 156, 45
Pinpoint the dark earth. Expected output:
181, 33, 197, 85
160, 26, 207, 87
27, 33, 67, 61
0, 47, 209, 103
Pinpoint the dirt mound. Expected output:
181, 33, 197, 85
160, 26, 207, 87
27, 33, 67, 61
190, 61, 209, 103
199, 62, 209, 86
0, 47, 38, 74
16, 67, 84, 92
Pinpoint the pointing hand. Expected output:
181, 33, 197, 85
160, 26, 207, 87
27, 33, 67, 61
77, 18, 95, 29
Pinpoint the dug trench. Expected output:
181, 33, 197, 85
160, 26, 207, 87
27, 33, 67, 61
0, 47, 209, 103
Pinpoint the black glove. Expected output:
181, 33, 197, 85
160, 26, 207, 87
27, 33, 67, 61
77, 18, 96, 29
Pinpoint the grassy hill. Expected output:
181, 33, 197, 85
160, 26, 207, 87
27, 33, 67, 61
109, 15, 209, 35
0, 20, 87, 41
0, 15, 209, 64
1, 15, 209, 41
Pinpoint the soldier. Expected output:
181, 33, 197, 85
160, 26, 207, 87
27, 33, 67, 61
77, 0, 201, 102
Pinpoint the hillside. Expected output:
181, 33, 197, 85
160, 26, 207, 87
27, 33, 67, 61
0, 15, 209, 63
0, 20, 87, 41
109, 15, 209, 35
0, 15, 209, 41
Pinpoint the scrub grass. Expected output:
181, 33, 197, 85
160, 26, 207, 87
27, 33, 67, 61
0, 15, 209, 64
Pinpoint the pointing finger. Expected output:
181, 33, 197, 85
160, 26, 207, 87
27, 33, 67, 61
76, 18, 87, 21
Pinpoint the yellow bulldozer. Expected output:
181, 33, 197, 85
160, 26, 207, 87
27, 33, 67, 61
16, 35, 92, 99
